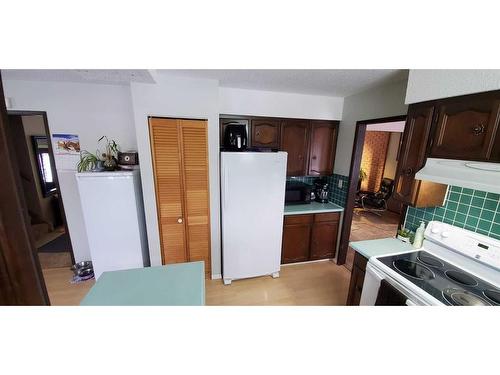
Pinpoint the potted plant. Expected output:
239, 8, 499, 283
357, 167, 367, 191
77, 136, 120, 172
397, 228, 412, 243
98, 136, 119, 171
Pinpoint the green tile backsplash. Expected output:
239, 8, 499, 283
287, 174, 349, 207
405, 186, 500, 240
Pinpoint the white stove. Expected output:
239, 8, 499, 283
360, 221, 500, 306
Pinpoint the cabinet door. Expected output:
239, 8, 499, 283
179, 119, 211, 276
346, 265, 366, 306
310, 221, 338, 260
308, 121, 338, 176
280, 120, 310, 176
149, 118, 187, 265
393, 105, 434, 204
251, 118, 280, 148
346, 252, 368, 305
430, 96, 500, 161
282, 216, 312, 264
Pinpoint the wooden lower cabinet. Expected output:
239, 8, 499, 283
281, 212, 339, 264
346, 251, 368, 305
310, 222, 338, 260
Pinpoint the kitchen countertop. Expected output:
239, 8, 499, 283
349, 237, 415, 260
284, 201, 344, 215
80, 261, 205, 306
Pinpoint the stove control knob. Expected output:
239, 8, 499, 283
441, 231, 450, 238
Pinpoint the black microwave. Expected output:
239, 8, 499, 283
285, 181, 312, 205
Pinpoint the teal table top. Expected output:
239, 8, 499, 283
349, 237, 415, 260
80, 261, 205, 306
284, 202, 344, 215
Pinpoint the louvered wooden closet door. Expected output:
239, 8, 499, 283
149, 118, 187, 264
179, 119, 211, 276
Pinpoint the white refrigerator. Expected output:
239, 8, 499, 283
221, 151, 287, 285
76, 170, 149, 279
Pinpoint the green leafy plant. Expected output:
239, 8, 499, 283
359, 168, 367, 182
77, 136, 120, 172
77, 151, 100, 172
98, 136, 119, 160
397, 228, 411, 238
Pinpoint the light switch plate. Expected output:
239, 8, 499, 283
338, 180, 343, 189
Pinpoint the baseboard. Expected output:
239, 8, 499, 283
281, 258, 333, 267
211, 273, 222, 280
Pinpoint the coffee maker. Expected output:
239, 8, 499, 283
223, 124, 248, 151
314, 178, 329, 203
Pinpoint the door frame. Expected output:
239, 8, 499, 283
0, 72, 49, 305
7, 110, 76, 264
336, 115, 407, 265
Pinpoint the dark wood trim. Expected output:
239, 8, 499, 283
0, 72, 49, 305
337, 122, 367, 265
337, 115, 407, 265
8, 110, 76, 265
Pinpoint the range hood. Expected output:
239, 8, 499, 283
415, 158, 500, 194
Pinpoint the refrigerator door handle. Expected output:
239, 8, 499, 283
223, 168, 229, 210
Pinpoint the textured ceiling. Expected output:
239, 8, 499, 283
2, 69, 408, 97
160, 69, 409, 97
1, 69, 156, 85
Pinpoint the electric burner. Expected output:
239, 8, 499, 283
483, 289, 500, 305
442, 288, 491, 306
417, 253, 444, 268
393, 259, 434, 280
445, 270, 478, 286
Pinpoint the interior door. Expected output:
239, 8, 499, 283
0, 72, 49, 305
178, 119, 211, 276
280, 119, 310, 176
149, 118, 187, 264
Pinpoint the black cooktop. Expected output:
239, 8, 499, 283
378, 251, 500, 306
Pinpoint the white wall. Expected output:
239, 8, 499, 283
3, 79, 137, 262
334, 80, 408, 176
219, 87, 344, 120
406, 69, 500, 104
130, 74, 222, 275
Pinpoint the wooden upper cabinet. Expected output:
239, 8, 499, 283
280, 119, 311, 176
393, 105, 447, 207
308, 121, 338, 176
430, 95, 500, 161
251, 118, 280, 148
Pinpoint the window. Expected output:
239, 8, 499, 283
31, 136, 57, 197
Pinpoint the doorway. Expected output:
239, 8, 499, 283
6, 112, 75, 270
337, 115, 407, 269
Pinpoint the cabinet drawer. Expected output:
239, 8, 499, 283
314, 212, 340, 223
284, 214, 313, 225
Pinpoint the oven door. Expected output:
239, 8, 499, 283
360, 262, 421, 306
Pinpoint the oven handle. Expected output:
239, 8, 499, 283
360, 262, 385, 305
